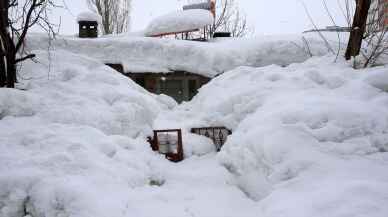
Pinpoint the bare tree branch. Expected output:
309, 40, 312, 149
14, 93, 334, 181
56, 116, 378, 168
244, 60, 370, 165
211, 0, 253, 37
15, 53, 35, 63
0, 0, 58, 88
87, 0, 131, 34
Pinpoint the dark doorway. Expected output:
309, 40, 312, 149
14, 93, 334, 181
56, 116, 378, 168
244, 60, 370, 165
188, 79, 197, 100
135, 77, 146, 88
160, 79, 184, 103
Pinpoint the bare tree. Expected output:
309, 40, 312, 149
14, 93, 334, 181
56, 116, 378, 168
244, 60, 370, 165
211, 0, 252, 37
340, 0, 387, 67
360, 0, 388, 67
302, 1, 336, 55
87, 0, 131, 35
337, 0, 355, 27
0, 0, 57, 88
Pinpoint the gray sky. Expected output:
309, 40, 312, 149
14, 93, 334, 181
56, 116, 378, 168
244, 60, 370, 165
53, 0, 348, 36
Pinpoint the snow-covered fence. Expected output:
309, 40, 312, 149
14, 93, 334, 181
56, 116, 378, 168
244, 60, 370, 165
191, 127, 232, 151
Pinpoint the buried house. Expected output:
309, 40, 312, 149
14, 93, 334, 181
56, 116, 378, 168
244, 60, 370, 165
106, 3, 216, 103
75, 6, 216, 103
26, 8, 329, 104
105, 64, 211, 103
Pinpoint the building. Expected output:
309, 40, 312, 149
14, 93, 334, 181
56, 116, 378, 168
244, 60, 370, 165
76, 5, 219, 103
105, 63, 210, 103
75, 4, 215, 103
126, 71, 210, 103
369, 0, 388, 30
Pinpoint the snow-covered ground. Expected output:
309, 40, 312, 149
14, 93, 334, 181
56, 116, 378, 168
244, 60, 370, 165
166, 56, 388, 216
0, 49, 173, 217
1, 35, 388, 217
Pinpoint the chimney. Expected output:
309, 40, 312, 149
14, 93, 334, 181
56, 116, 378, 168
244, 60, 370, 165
76, 12, 101, 38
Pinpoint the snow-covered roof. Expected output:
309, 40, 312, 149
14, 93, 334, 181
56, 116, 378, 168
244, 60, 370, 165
76, 11, 102, 23
26, 33, 341, 78
144, 9, 214, 37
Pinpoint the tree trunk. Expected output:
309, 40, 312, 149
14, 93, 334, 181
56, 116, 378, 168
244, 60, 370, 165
6, 48, 16, 88
345, 0, 372, 60
0, 40, 6, 87
0, 0, 17, 88
0, 0, 8, 87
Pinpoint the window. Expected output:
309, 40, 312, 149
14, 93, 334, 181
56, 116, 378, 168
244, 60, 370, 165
147, 129, 184, 162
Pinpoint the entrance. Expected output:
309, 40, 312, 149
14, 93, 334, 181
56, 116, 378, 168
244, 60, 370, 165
160, 79, 185, 103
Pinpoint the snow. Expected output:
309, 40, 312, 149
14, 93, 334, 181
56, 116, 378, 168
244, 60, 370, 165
167, 56, 388, 216
0, 49, 177, 217
1, 32, 388, 217
144, 9, 214, 37
26, 33, 336, 78
76, 11, 102, 23
365, 69, 388, 91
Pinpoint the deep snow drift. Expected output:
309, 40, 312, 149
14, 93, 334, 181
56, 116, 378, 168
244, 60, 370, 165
163, 56, 388, 217
1, 34, 388, 217
0, 50, 174, 217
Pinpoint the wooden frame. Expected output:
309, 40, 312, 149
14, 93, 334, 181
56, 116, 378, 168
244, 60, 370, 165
148, 129, 184, 162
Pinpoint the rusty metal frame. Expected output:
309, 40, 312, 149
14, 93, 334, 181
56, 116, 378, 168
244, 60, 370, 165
149, 29, 200, 37
148, 129, 184, 162
191, 126, 232, 151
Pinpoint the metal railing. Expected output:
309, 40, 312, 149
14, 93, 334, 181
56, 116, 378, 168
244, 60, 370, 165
191, 127, 232, 151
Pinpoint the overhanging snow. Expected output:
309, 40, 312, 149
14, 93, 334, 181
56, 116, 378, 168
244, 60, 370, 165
26, 34, 336, 78
144, 9, 214, 37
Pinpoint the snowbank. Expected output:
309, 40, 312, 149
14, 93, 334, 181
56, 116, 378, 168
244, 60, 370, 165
76, 11, 102, 23
16, 49, 169, 137
2, 32, 388, 217
144, 9, 214, 37
172, 56, 388, 217
0, 49, 174, 217
26, 34, 335, 77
